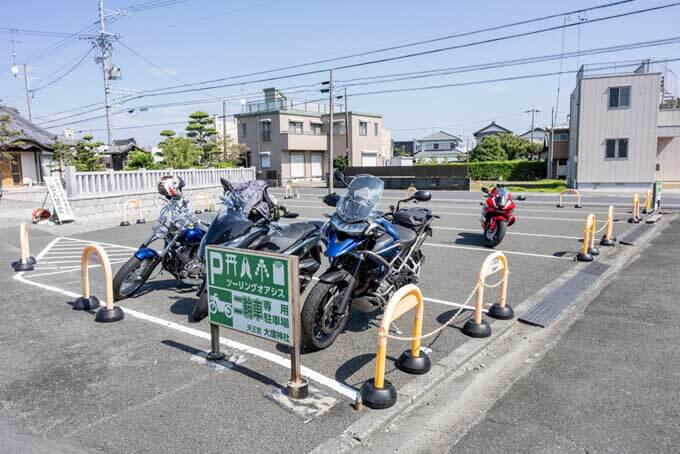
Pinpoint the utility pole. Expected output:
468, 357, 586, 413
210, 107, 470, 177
321, 69, 334, 194
525, 107, 539, 143
548, 106, 555, 179
22, 65, 33, 121
344, 87, 349, 160
93, 0, 120, 147
222, 100, 228, 156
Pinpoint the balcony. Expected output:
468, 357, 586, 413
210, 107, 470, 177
242, 98, 344, 115
279, 129, 327, 151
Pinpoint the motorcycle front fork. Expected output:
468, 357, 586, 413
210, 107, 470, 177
334, 257, 364, 316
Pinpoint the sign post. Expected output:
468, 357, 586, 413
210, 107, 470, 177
653, 181, 662, 212
43, 176, 75, 223
205, 246, 308, 400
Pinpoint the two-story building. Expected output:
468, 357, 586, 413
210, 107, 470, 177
413, 130, 464, 163
472, 121, 513, 141
235, 88, 390, 184
568, 60, 680, 189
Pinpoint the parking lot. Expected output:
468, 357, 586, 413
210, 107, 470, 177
3, 188, 676, 453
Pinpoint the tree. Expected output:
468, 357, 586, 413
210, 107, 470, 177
125, 150, 159, 170
48, 139, 75, 177
185, 111, 218, 164
469, 135, 506, 162
158, 136, 200, 169
0, 112, 22, 185
73, 135, 104, 171
333, 155, 348, 172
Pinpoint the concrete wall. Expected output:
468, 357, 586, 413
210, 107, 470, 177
575, 73, 660, 186
656, 137, 680, 182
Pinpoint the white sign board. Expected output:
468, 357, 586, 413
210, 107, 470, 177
43, 176, 75, 222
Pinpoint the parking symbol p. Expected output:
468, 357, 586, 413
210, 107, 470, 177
209, 251, 223, 285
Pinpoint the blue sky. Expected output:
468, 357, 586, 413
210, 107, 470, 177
1, 0, 679, 145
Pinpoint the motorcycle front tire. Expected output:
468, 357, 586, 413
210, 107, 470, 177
483, 220, 507, 248
190, 289, 209, 322
113, 256, 156, 300
301, 281, 349, 351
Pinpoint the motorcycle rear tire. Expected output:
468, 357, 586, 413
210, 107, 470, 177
483, 220, 507, 248
113, 256, 156, 301
190, 289, 209, 322
301, 281, 349, 351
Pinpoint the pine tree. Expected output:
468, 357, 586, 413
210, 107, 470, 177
73, 135, 104, 171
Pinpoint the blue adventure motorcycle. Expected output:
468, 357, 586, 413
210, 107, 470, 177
301, 171, 436, 350
113, 195, 208, 300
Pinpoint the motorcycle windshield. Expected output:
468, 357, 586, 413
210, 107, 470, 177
199, 191, 254, 258
494, 187, 509, 208
336, 175, 384, 223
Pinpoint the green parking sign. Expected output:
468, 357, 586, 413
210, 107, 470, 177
206, 246, 298, 346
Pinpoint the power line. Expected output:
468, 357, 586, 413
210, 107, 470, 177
119, 1, 680, 100
32, 47, 94, 93
0, 27, 87, 39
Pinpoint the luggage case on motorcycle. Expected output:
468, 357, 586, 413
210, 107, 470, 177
393, 208, 431, 228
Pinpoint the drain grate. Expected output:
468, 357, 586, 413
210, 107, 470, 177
519, 263, 609, 328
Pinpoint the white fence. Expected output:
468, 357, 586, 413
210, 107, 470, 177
63, 166, 256, 198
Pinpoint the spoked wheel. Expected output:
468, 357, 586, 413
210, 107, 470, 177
113, 256, 156, 300
301, 281, 349, 351
482, 220, 507, 248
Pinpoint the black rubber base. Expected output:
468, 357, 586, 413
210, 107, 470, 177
206, 351, 225, 361
73, 295, 100, 311
556, 204, 564, 208
194, 210, 202, 214
360, 378, 397, 410
589, 247, 600, 256
576, 252, 594, 262
574, 204, 583, 208
204, 208, 213, 213
120, 221, 130, 227
136, 219, 146, 224
12, 260, 34, 271
396, 350, 431, 375
462, 319, 491, 338
600, 237, 616, 246
487, 303, 515, 320
95, 306, 125, 323
28, 256, 37, 265
629, 217, 641, 224
516, 195, 526, 201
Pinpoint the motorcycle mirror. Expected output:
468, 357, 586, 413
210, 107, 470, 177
481, 186, 489, 194
333, 169, 347, 185
282, 211, 299, 219
220, 178, 233, 192
413, 190, 431, 202
323, 193, 340, 207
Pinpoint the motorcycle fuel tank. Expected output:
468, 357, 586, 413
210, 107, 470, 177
182, 226, 205, 245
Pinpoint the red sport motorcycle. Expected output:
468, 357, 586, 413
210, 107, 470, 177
480, 185, 516, 247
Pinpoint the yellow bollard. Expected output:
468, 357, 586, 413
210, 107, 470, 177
360, 284, 430, 410
600, 205, 616, 246
557, 189, 582, 208
12, 222, 36, 271
643, 189, 652, 214
120, 199, 144, 226
629, 193, 641, 223
195, 192, 207, 214
72, 244, 124, 322
577, 214, 596, 262
463, 252, 512, 338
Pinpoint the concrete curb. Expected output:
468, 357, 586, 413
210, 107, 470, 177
311, 215, 672, 453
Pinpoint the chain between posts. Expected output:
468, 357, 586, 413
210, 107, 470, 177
383, 282, 480, 341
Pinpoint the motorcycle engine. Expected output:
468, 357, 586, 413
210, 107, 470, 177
176, 245, 204, 279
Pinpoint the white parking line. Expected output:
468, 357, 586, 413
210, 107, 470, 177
14, 241, 361, 404
433, 226, 581, 240
423, 241, 573, 260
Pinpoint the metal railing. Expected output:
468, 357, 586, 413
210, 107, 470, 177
63, 166, 256, 198
242, 98, 344, 115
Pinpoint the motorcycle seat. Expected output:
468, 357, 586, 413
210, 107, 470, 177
264, 222, 319, 252
392, 223, 417, 249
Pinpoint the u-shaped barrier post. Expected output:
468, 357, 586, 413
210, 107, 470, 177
577, 214, 596, 262
195, 192, 207, 214
12, 222, 36, 271
642, 189, 652, 214
404, 185, 417, 200
600, 205, 616, 246
284, 183, 298, 200
120, 199, 145, 226
72, 244, 124, 322
360, 284, 430, 410
556, 189, 582, 208
204, 192, 214, 212
629, 193, 641, 223
462, 252, 513, 338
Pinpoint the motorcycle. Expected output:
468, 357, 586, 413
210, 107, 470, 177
301, 171, 436, 351
189, 178, 323, 321
480, 184, 516, 248
113, 195, 208, 300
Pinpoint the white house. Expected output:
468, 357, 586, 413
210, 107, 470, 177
413, 130, 464, 163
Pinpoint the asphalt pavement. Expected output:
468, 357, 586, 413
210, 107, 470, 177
0, 187, 673, 453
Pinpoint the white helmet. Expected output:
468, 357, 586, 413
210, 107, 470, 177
158, 175, 185, 199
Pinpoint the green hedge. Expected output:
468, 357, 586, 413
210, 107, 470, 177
465, 160, 546, 180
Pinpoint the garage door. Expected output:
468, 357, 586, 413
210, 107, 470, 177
311, 153, 323, 177
361, 152, 377, 167
290, 153, 305, 179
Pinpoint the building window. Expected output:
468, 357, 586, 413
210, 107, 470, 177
288, 120, 303, 134
433, 143, 439, 150
605, 138, 629, 160
450, 142, 456, 149
608, 86, 631, 109
333, 121, 345, 136
310, 123, 322, 135
261, 121, 271, 142
554, 132, 569, 141
260, 153, 271, 168
240, 122, 247, 138
374, 122, 379, 136
359, 121, 367, 136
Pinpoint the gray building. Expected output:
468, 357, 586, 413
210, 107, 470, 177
568, 60, 680, 189
472, 121, 512, 141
